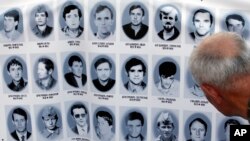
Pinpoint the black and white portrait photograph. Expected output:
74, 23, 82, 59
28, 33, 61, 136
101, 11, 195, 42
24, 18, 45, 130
152, 56, 180, 97
2, 55, 28, 93
6, 106, 32, 141
184, 58, 205, 99
151, 108, 179, 141
59, 0, 84, 40
220, 10, 250, 40
185, 7, 215, 44
120, 55, 148, 95
92, 105, 115, 141
28, 3, 54, 40
62, 52, 87, 90
154, 3, 181, 42
121, 1, 149, 41
183, 111, 212, 141
216, 113, 248, 141
90, 54, 116, 93
35, 104, 63, 141
89, 0, 116, 41
0, 8, 24, 42
120, 106, 147, 141
31, 54, 58, 93
65, 101, 90, 138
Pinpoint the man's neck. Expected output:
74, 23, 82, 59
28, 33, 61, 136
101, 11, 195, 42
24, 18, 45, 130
40, 76, 52, 87
13, 79, 21, 86
16, 130, 27, 136
128, 134, 142, 141
98, 79, 109, 86
163, 29, 175, 40
38, 25, 47, 32
131, 24, 141, 35
97, 32, 111, 39
5, 29, 16, 38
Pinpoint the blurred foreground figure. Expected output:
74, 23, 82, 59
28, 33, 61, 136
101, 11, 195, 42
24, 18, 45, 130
189, 32, 250, 122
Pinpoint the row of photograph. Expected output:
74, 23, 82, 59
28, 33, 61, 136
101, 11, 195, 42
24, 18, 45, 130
6, 102, 247, 141
0, 1, 249, 43
1, 52, 203, 99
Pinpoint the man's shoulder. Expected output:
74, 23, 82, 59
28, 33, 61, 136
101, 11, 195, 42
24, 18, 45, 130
123, 23, 131, 29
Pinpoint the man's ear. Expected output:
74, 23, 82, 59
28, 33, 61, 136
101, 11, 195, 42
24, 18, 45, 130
200, 83, 222, 105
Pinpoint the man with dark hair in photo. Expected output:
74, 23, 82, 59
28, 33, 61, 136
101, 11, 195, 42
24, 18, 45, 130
64, 55, 87, 88
7, 58, 27, 92
187, 118, 207, 141
122, 4, 148, 40
93, 4, 114, 40
158, 5, 180, 41
156, 61, 180, 95
36, 57, 56, 90
41, 106, 62, 139
189, 9, 213, 43
62, 4, 83, 38
95, 110, 115, 141
92, 57, 115, 92
155, 112, 177, 141
0, 9, 21, 42
220, 119, 240, 141
225, 14, 245, 38
11, 107, 32, 141
32, 5, 53, 38
125, 111, 145, 141
70, 103, 89, 136
124, 58, 147, 93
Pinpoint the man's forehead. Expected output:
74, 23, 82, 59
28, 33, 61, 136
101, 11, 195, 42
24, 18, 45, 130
10, 64, 22, 67
73, 108, 86, 113
96, 8, 111, 17
4, 16, 15, 20
13, 113, 25, 119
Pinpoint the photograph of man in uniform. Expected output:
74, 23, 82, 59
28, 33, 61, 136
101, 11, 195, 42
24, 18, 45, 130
36, 57, 57, 91
122, 4, 148, 40
225, 14, 246, 39
6, 58, 27, 92
40, 106, 62, 140
155, 61, 180, 96
92, 57, 115, 92
10, 107, 32, 141
0, 9, 22, 42
155, 112, 177, 141
220, 119, 240, 141
186, 118, 208, 141
95, 111, 115, 141
32, 5, 53, 38
124, 57, 147, 93
125, 111, 145, 141
157, 5, 180, 41
70, 103, 89, 136
189, 9, 213, 43
93, 4, 115, 40
64, 55, 87, 88
61, 4, 83, 38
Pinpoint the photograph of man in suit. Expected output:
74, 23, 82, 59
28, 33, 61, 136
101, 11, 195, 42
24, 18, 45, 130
124, 57, 147, 93
6, 58, 27, 92
36, 57, 56, 90
40, 106, 62, 139
0, 9, 22, 42
92, 57, 115, 92
10, 107, 31, 141
125, 111, 145, 141
157, 5, 180, 41
189, 9, 213, 43
32, 5, 53, 38
93, 4, 114, 40
70, 103, 89, 136
225, 14, 245, 39
64, 55, 87, 88
61, 4, 83, 38
95, 110, 115, 141
122, 4, 148, 40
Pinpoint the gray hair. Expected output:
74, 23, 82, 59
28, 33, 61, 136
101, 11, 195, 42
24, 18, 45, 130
189, 32, 250, 90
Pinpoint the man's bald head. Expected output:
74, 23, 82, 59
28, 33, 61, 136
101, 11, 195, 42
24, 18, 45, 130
189, 32, 250, 90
